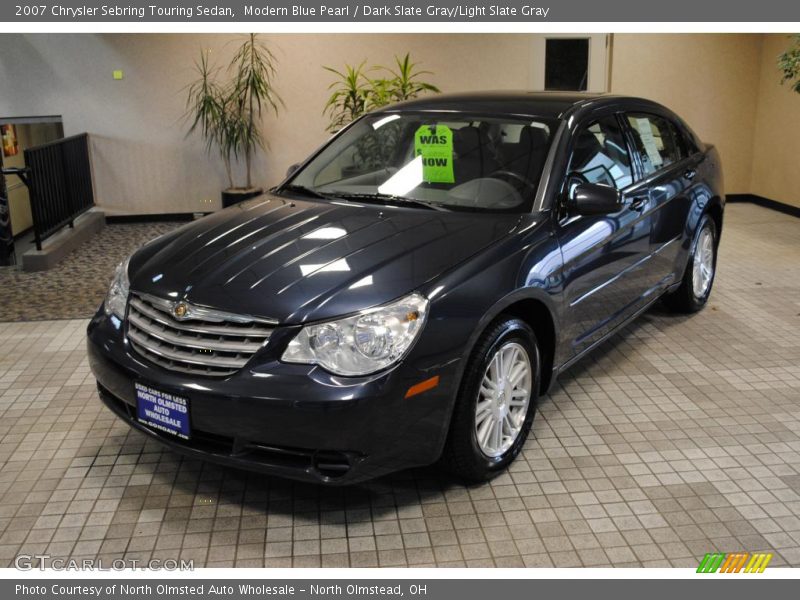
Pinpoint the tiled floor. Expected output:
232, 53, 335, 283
0, 203, 798, 568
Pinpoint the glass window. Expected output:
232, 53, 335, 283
674, 124, 699, 156
545, 38, 589, 91
287, 113, 557, 213
567, 116, 633, 192
626, 114, 685, 176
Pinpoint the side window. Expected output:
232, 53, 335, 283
674, 123, 699, 156
626, 114, 685, 177
567, 116, 633, 192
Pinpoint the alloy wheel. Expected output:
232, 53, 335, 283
692, 225, 715, 298
474, 341, 533, 458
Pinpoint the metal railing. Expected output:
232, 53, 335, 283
0, 153, 12, 266
23, 133, 95, 250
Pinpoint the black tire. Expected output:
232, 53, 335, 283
440, 316, 540, 483
663, 214, 718, 314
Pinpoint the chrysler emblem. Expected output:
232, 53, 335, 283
173, 301, 189, 319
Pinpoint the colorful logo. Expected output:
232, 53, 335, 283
697, 552, 773, 573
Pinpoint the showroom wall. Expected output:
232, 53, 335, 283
0, 34, 536, 215
610, 34, 763, 195
750, 34, 800, 208
0, 33, 797, 215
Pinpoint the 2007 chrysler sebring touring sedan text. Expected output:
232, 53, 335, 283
88, 93, 724, 484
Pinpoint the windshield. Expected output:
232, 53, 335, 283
284, 112, 558, 212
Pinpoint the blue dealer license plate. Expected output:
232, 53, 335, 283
135, 383, 190, 439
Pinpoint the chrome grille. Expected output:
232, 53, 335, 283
126, 294, 275, 377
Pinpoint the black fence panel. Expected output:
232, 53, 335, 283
0, 152, 13, 266
24, 133, 94, 250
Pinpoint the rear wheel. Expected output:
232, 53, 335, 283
663, 214, 718, 313
440, 317, 540, 483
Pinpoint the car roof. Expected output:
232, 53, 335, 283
380, 91, 665, 121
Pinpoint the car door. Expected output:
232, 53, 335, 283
625, 113, 697, 287
556, 114, 654, 358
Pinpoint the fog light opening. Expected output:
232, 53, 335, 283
312, 450, 352, 479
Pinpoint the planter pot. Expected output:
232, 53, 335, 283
221, 187, 263, 208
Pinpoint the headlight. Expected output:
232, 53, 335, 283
281, 293, 429, 376
104, 256, 131, 318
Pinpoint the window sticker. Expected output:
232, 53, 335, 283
634, 117, 664, 169
414, 124, 454, 184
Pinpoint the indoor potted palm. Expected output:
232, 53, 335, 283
323, 53, 440, 133
322, 61, 374, 134
186, 34, 282, 207
322, 54, 440, 177
779, 34, 800, 93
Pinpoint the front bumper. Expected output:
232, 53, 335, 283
87, 309, 459, 485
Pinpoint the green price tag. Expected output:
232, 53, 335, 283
414, 125, 454, 184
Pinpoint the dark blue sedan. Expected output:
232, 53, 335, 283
88, 92, 724, 484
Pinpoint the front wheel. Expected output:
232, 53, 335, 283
663, 214, 718, 313
440, 317, 540, 483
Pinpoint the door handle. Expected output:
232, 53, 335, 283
629, 196, 647, 212
684, 169, 697, 180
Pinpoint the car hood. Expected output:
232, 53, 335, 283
130, 194, 521, 324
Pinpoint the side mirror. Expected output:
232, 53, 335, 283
285, 163, 301, 178
569, 182, 622, 216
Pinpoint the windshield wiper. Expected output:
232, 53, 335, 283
325, 191, 447, 212
278, 184, 333, 200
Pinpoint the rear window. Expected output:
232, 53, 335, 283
626, 114, 686, 177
